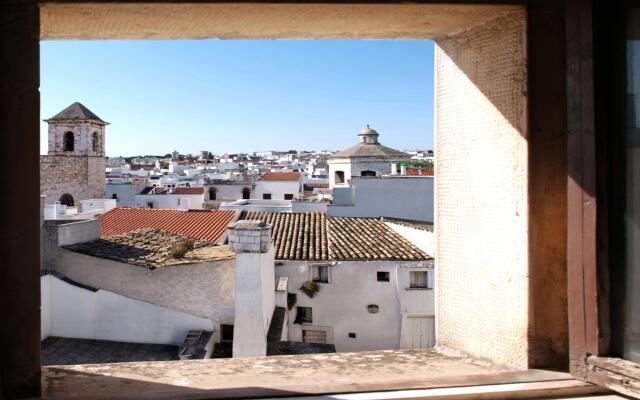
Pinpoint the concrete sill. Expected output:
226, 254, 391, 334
405, 287, 432, 291
41, 349, 607, 400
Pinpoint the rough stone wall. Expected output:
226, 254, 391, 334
434, 10, 529, 369
48, 121, 105, 157
40, 155, 105, 203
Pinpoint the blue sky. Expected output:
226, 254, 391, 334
41, 40, 434, 157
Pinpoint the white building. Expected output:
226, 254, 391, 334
242, 212, 435, 352
134, 187, 205, 209
328, 126, 411, 189
254, 172, 302, 200
328, 175, 434, 222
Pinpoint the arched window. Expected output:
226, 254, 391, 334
92, 132, 99, 153
59, 193, 74, 207
209, 187, 217, 201
63, 131, 74, 152
242, 187, 251, 200
361, 170, 376, 177
335, 171, 345, 184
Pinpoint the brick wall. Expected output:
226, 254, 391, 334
434, 10, 529, 369
40, 155, 105, 203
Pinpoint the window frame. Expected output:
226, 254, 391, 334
566, 0, 640, 396
310, 264, 330, 284
409, 270, 431, 290
377, 271, 390, 282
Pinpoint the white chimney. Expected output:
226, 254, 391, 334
400, 165, 407, 175
179, 198, 190, 211
390, 162, 397, 175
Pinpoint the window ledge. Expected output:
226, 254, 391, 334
405, 287, 432, 291
41, 349, 602, 399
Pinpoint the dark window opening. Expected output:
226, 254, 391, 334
284, 193, 294, 200
263, 193, 272, 200
311, 265, 329, 283
92, 131, 99, 153
335, 171, 345, 184
209, 187, 217, 200
59, 193, 74, 207
111, 193, 118, 200
348, 332, 356, 338
294, 306, 312, 324
242, 187, 251, 199
63, 131, 74, 152
377, 271, 390, 282
221, 324, 234, 342
361, 170, 376, 177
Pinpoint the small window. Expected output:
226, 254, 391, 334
111, 193, 118, 200
311, 265, 329, 283
335, 171, 345, 184
59, 193, 74, 207
284, 193, 294, 200
221, 324, 234, 342
146, 201, 154, 209
367, 304, 380, 314
208, 187, 217, 200
410, 270, 431, 289
377, 271, 390, 282
92, 131, 99, 153
63, 131, 74, 152
294, 307, 313, 324
348, 332, 356, 338
361, 170, 376, 177
263, 193, 272, 200
242, 187, 251, 199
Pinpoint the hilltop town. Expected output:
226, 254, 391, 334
39, 102, 436, 363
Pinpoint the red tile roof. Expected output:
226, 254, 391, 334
172, 187, 204, 195
406, 170, 434, 176
98, 208, 237, 243
258, 172, 301, 182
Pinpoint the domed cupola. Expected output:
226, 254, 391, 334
358, 125, 380, 144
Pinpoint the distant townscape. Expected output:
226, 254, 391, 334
40, 102, 435, 364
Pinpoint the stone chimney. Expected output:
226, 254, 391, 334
228, 220, 275, 357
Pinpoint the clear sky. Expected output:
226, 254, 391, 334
40, 40, 434, 157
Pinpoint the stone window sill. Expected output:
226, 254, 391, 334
405, 287, 432, 291
41, 349, 605, 399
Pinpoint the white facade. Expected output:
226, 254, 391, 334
254, 180, 302, 200
106, 182, 146, 207
328, 176, 434, 223
41, 274, 213, 345
134, 193, 205, 209
50, 248, 235, 343
328, 159, 399, 189
276, 260, 434, 352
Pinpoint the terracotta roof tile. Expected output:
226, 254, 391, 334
172, 187, 204, 195
258, 172, 301, 182
242, 212, 431, 261
98, 208, 237, 243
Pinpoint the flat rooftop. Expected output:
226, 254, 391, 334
42, 337, 179, 366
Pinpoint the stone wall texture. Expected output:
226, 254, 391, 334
40, 155, 105, 203
434, 10, 528, 369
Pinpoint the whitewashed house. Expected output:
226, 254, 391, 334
242, 212, 435, 352
254, 172, 302, 201
134, 186, 206, 209
328, 126, 412, 189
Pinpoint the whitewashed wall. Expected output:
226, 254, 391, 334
328, 176, 434, 222
51, 249, 235, 342
41, 274, 213, 345
134, 193, 205, 209
254, 180, 301, 200
276, 260, 433, 352
385, 222, 434, 256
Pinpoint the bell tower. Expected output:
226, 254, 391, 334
44, 102, 109, 156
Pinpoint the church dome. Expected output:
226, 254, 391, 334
358, 126, 379, 137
